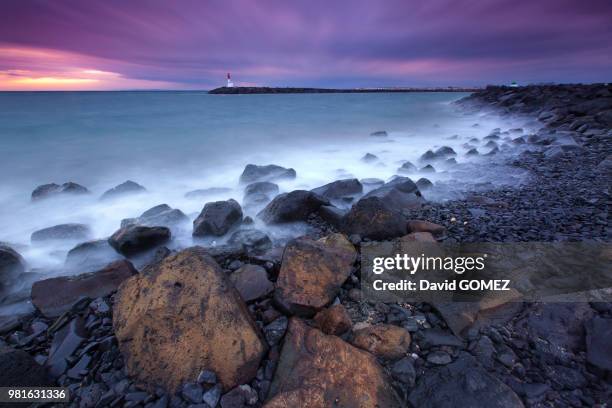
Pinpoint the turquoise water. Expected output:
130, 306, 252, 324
0, 91, 527, 274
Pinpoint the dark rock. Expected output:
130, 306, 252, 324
420, 164, 436, 173
124, 204, 189, 228
407, 220, 445, 238
31, 223, 91, 242
360, 178, 385, 187
391, 357, 416, 386
362, 177, 423, 212
31, 182, 89, 201
398, 161, 417, 173
0, 344, 53, 387
65, 239, 123, 272
445, 157, 457, 166
420, 150, 437, 162
427, 351, 452, 365
244, 181, 279, 198
311, 178, 363, 199
341, 197, 406, 240
351, 324, 411, 360
220, 384, 257, 407
109, 225, 171, 256
370, 130, 388, 137
274, 234, 356, 317
230, 264, 273, 302
258, 190, 329, 224
416, 178, 433, 190
32, 260, 137, 318
317, 205, 347, 227
185, 187, 232, 199
113, 248, 267, 392
466, 148, 479, 156
361, 153, 378, 163
265, 318, 402, 408
314, 304, 352, 336
239, 164, 296, 184
264, 316, 289, 346
409, 352, 523, 407
100, 180, 146, 200
434, 146, 457, 157
0, 245, 25, 292
182, 382, 203, 404
585, 316, 612, 371
46, 317, 87, 377
227, 229, 272, 254
193, 199, 243, 237
417, 328, 463, 348
197, 370, 217, 385
203, 384, 222, 407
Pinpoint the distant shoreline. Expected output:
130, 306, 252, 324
208, 86, 482, 94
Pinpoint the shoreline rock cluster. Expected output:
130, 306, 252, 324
0, 84, 610, 407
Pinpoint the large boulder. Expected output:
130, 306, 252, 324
0, 344, 53, 387
311, 179, 363, 199
409, 352, 524, 408
65, 239, 124, 272
351, 324, 411, 360
114, 248, 267, 392
274, 234, 356, 317
258, 190, 329, 224
100, 180, 146, 200
122, 204, 188, 229
264, 318, 402, 408
0, 245, 25, 292
31, 260, 137, 318
109, 225, 171, 256
361, 177, 423, 212
239, 164, 296, 184
31, 182, 89, 201
31, 223, 91, 242
341, 197, 407, 240
193, 199, 243, 237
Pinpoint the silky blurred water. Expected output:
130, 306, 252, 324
0, 91, 530, 276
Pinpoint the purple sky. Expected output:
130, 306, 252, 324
1, 0, 611, 90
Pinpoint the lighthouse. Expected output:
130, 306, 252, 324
226, 73, 234, 88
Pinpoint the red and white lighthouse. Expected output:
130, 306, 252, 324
226, 73, 234, 88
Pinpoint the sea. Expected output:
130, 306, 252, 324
0, 91, 532, 313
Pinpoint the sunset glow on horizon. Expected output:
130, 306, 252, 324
1, 0, 611, 91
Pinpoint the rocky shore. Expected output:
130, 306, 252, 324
208, 86, 481, 94
0, 84, 610, 408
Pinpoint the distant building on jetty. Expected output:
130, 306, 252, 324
226, 73, 234, 88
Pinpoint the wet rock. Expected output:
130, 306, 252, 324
31, 223, 91, 242
416, 178, 433, 190
0, 245, 25, 292
264, 316, 289, 346
311, 179, 363, 199
434, 146, 457, 157
370, 130, 388, 137
227, 229, 272, 254
185, 187, 232, 199
239, 164, 296, 184
427, 351, 452, 365
466, 148, 479, 156
32, 259, 137, 318
399, 232, 437, 242
65, 239, 123, 272
361, 153, 378, 163
203, 384, 222, 407
420, 150, 437, 162
31, 182, 89, 201
351, 324, 411, 360
113, 248, 267, 392
230, 264, 273, 302
123, 204, 189, 229
407, 220, 445, 238
362, 177, 423, 211
265, 318, 402, 408
0, 344, 53, 387
258, 190, 329, 224
398, 161, 417, 173
360, 178, 385, 187
341, 197, 406, 240
417, 328, 463, 348
109, 225, 171, 256
46, 317, 87, 378
445, 157, 457, 166
585, 316, 612, 371
420, 164, 436, 173
100, 180, 146, 200
182, 382, 204, 404
274, 234, 356, 317
409, 352, 524, 408
314, 304, 352, 336
193, 199, 243, 237
197, 370, 217, 385
244, 181, 279, 197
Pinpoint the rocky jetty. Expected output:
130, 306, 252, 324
1, 84, 610, 407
